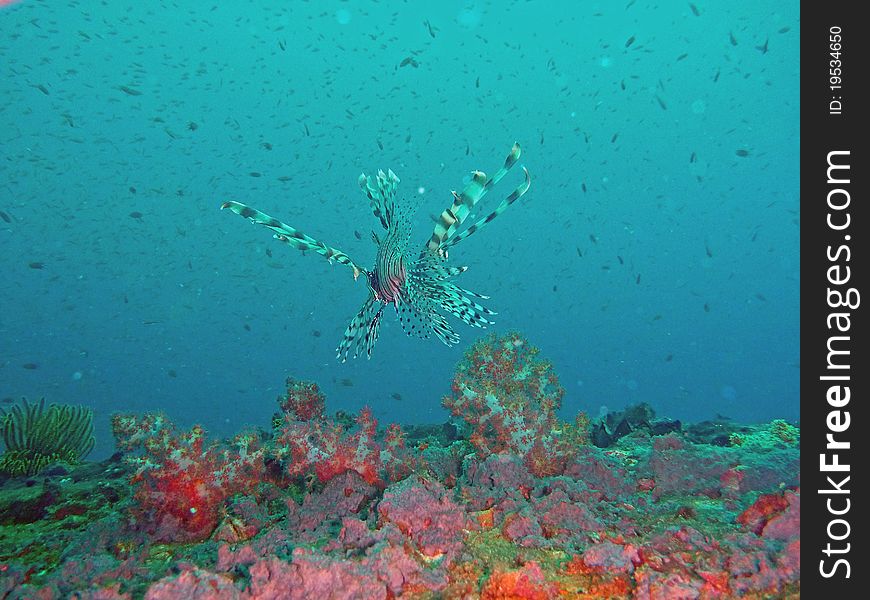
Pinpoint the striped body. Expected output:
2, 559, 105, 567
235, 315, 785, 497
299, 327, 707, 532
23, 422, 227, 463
221, 143, 531, 361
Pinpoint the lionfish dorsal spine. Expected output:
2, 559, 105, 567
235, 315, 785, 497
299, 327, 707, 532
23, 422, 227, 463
359, 168, 400, 231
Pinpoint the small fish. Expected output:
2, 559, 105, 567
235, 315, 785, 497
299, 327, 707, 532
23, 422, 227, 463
665, 354, 673, 362
475, 77, 480, 88
688, 3, 700, 16
636, 273, 641, 284
249, 172, 262, 177
118, 85, 142, 96
243, 323, 251, 331
31, 83, 49, 95
277, 176, 292, 182
581, 182, 587, 193
755, 293, 767, 302
278, 39, 286, 51
713, 69, 720, 82
312, 330, 322, 337
354, 230, 362, 240
576, 247, 583, 257
0, 210, 11, 223
266, 248, 273, 258
611, 132, 619, 143
735, 149, 750, 157
168, 369, 178, 377
129, 186, 137, 194
778, 26, 791, 34
340, 378, 354, 387
617, 255, 624, 265
29, 261, 45, 269
589, 234, 598, 244
187, 121, 198, 131
690, 152, 696, 163
377, 140, 384, 150
756, 38, 769, 54
129, 211, 144, 220
625, 35, 635, 48
22, 363, 39, 370
391, 392, 403, 401
729, 31, 738, 46
676, 53, 688, 61
399, 56, 419, 68
705, 243, 713, 258
423, 19, 436, 38
655, 95, 667, 110
703, 302, 710, 313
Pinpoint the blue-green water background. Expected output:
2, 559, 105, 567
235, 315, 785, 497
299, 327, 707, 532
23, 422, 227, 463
1, 1, 799, 458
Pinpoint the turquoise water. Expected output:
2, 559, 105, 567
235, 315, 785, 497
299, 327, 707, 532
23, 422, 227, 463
1, 0, 799, 458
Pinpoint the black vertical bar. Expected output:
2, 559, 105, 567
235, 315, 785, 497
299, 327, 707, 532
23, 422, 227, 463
802, 3, 866, 595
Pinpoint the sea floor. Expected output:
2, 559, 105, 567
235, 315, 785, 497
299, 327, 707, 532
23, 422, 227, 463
0, 413, 799, 599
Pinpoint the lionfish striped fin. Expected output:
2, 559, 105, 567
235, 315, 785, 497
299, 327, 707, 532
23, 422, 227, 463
221, 201, 365, 279
438, 165, 531, 253
426, 142, 524, 255
397, 289, 461, 346
358, 169, 400, 231
336, 294, 384, 362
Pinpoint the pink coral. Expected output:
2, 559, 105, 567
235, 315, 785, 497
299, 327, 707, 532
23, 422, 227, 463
243, 554, 387, 600
145, 568, 239, 600
378, 476, 468, 559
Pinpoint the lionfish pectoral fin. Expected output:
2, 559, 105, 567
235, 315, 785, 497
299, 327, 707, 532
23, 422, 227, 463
337, 294, 382, 362
425, 142, 528, 255
221, 201, 365, 279
438, 164, 531, 253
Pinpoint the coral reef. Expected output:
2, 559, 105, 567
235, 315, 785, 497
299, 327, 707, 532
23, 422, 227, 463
442, 331, 588, 477
0, 334, 800, 598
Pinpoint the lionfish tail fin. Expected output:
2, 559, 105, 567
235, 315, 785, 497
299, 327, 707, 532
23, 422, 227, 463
221, 201, 365, 279
426, 142, 529, 256
358, 169, 400, 230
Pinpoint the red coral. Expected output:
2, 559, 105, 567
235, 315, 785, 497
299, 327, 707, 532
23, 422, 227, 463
442, 332, 581, 476
380, 423, 422, 483
737, 490, 792, 535
278, 378, 326, 422
276, 405, 382, 486
113, 414, 267, 542
480, 562, 558, 600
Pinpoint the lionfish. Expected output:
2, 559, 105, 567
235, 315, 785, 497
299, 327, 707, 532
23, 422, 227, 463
221, 142, 531, 361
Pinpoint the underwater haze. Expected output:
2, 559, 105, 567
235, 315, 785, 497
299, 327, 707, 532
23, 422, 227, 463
1, 0, 799, 459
